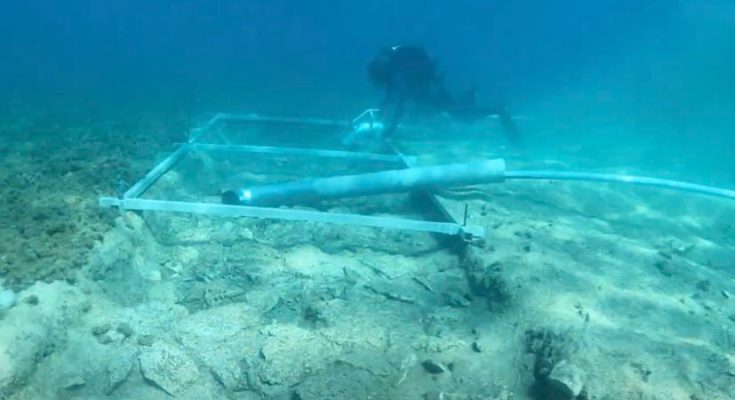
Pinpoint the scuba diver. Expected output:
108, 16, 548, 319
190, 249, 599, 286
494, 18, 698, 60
367, 45, 521, 144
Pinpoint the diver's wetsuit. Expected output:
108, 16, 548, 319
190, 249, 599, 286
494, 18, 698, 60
367, 45, 520, 143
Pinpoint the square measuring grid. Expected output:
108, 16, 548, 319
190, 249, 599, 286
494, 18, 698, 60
98, 113, 485, 242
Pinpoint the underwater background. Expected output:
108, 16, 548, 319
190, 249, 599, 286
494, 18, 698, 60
0, 1, 734, 399
2, 1, 734, 180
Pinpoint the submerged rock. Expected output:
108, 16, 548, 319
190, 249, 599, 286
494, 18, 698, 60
421, 359, 447, 374
23, 294, 39, 305
116, 322, 134, 338
139, 342, 200, 396
97, 334, 114, 345
137, 334, 155, 346
210, 359, 251, 392
472, 341, 483, 353
0, 282, 87, 398
60, 375, 85, 390
547, 360, 584, 399
295, 363, 387, 400
256, 325, 337, 388
91, 323, 111, 336
105, 354, 134, 395
424, 391, 457, 400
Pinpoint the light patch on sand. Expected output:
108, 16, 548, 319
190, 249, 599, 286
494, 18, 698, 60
606, 287, 689, 313
542, 220, 580, 242
283, 245, 326, 272
360, 252, 417, 279
691, 235, 722, 250
282, 245, 349, 277
580, 307, 620, 330
621, 367, 693, 400
632, 203, 651, 215
178, 247, 200, 264
0, 349, 14, 386
586, 286, 728, 351
677, 214, 705, 228
543, 294, 595, 324
725, 353, 735, 368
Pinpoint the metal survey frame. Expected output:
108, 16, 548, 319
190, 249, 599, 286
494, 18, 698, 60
98, 112, 485, 242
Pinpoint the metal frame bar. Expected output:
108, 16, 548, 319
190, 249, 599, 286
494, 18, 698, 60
214, 113, 351, 128
123, 143, 190, 199
98, 198, 466, 235
100, 112, 479, 240
188, 113, 225, 143
188, 143, 412, 164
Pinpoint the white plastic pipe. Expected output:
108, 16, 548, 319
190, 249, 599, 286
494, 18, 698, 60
223, 159, 506, 206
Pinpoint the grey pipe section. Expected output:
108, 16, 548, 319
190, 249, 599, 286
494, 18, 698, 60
222, 159, 506, 206
222, 162, 735, 207
505, 170, 735, 201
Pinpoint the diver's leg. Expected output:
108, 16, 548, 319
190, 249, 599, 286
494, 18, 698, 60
431, 81, 454, 111
383, 95, 405, 139
446, 103, 522, 145
494, 106, 521, 145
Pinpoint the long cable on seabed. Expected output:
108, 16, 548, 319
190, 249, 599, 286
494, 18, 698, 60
504, 170, 735, 201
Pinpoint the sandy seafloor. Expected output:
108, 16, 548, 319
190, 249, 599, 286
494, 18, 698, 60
0, 111, 734, 400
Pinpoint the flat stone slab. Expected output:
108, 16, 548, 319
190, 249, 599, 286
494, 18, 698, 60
139, 342, 199, 396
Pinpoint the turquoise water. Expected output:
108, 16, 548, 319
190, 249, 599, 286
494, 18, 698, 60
0, 1, 734, 399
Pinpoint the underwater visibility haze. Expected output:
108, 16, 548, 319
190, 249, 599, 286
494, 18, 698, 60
0, 1, 734, 399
